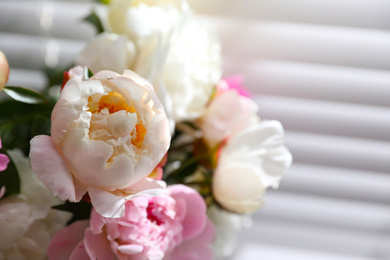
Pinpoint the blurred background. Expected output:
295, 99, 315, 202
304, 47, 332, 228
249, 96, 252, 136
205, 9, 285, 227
1, 0, 390, 259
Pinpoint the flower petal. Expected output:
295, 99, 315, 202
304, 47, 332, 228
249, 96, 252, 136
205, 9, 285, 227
48, 220, 89, 260
164, 221, 215, 260
88, 187, 127, 218
84, 228, 116, 260
169, 185, 207, 241
117, 244, 144, 254
69, 241, 90, 260
0, 153, 9, 171
30, 135, 86, 202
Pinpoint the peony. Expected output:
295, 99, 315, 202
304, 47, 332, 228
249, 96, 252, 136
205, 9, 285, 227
0, 138, 9, 172
0, 150, 70, 260
77, 0, 221, 122
212, 121, 292, 214
48, 185, 215, 260
162, 18, 221, 121
0, 50, 9, 91
30, 68, 171, 218
199, 89, 258, 148
76, 33, 136, 75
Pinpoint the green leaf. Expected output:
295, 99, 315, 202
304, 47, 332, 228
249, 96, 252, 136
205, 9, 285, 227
0, 99, 54, 155
3, 86, 46, 104
30, 115, 51, 137
164, 156, 202, 185
0, 148, 20, 198
83, 12, 104, 34
87, 68, 94, 78
44, 64, 74, 88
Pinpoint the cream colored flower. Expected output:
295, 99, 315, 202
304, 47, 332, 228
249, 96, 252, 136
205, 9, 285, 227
0, 51, 9, 91
77, 33, 136, 75
0, 150, 70, 260
78, 0, 221, 122
213, 121, 292, 214
30, 68, 171, 218
162, 18, 222, 121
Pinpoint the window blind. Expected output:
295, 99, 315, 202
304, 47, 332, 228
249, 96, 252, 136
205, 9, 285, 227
1, 0, 389, 259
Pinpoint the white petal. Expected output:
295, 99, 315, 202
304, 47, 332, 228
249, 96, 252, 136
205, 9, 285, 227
88, 187, 126, 218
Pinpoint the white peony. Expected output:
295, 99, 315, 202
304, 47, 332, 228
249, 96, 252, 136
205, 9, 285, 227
162, 18, 221, 121
30, 68, 171, 218
213, 121, 292, 214
0, 150, 70, 260
77, 33, 136, 75
77, 0, 222, 122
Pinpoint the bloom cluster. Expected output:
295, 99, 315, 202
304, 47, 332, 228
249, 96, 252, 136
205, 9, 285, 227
0, 0, 292, 259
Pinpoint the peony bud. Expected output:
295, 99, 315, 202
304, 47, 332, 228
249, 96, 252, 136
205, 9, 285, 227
0, 51, 9, 91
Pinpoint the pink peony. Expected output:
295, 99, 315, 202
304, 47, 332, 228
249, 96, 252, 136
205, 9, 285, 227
48, 185, 215, 260
0, 138, 9, 172
216, 75, 250, 98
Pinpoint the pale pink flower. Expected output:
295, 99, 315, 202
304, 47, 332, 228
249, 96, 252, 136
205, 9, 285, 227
30, 68, 171, 218
0, 138, 9, 172
48, 185, 214, 260
199, 90, 258, 148
216, 75, 250, 98
0, 50, 9, 91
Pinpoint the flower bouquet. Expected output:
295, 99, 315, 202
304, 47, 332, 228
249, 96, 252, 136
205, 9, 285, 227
0, 0, 292, 259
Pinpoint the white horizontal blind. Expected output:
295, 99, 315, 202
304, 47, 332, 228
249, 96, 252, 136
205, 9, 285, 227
1, 0, 390, 259
186, 0, 390, 259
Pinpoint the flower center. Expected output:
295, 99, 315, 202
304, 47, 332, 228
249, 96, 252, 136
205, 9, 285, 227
87, 90, 148, 164
88, 91, 136, 114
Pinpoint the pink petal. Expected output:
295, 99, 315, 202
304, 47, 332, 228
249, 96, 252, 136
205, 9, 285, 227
164, 221, 215, 260
223, 75, 250, 98
69, 241, 90, 260
169, 185, 207, 241
89, 207, 108, 235
48, 220, 90, 260
0, 153, 9, 172
84, 228, 116, 260
30, 135, 86, 201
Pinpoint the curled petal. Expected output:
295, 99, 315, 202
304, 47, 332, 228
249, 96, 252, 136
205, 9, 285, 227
30, 135, 86, 202
84, 228, 116, 260
0, 154, 9, 172
48, 220, 90, 260
169, 185, 207, 241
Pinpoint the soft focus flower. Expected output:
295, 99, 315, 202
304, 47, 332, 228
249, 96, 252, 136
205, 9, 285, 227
0, 150, 70, 260
200, 90, 258, 148
30, 68, 171, 217
0, 138, 9, 172
48, 185, 215, 260
213, 121, 292, 214
207, 205, 250, 258
216, 75, 250, 98
78, 0, 221, 122
77, 33, 136, 76
162, 18, 221, 121
0, 50, 9, 91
